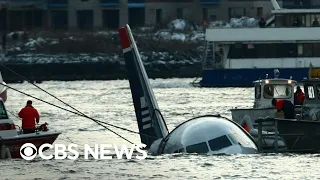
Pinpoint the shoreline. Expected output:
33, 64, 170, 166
1, 62, 202, 83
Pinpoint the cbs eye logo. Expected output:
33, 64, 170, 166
20, 143, 37, 160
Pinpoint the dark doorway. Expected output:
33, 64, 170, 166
51, 10, 68, 29
128, 8, 145, 27
102, 9, 119, 29
77, 10, 93, 29
156, 9, 162, 24
0, 8, 7, 31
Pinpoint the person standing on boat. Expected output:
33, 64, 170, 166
294, 86, 305, 105
18, 100, 40, 134
258, 18, 266, 28
272, 98, 295, 119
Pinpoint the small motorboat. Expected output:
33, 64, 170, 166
0, 98, 61, 158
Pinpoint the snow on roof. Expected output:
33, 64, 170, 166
272, 8, 320, 14
206, 27, 320, 42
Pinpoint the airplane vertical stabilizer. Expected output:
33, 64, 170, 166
118, 25, 169, 148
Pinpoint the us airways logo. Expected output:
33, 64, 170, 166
20, 143, 147, 161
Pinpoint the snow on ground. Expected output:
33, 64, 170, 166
2, 17, 256, 64
0, 52, 202, 65
209, 17, 258, 28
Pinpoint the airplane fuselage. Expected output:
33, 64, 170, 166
150, 115, 258, 155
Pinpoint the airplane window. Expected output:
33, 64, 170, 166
208, 135, 232, 151
186, 142, 209, 154
228, 133, 250, 147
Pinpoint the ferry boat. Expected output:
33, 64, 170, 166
197, 0, 320, 87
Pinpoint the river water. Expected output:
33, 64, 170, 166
1, 78, 319, 180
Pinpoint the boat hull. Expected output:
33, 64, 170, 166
231, 108, 276, 128
277, 119, 320, 151
200, 68, 308, 87
2, 131, 61, 158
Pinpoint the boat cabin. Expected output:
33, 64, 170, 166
253, 73, 296, 109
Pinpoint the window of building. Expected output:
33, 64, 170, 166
229, 7, 245, 19
203, 8, 208, 21
257, 7, 263, 18
210, 15, 216, 21
177, 8, 183, 19
156, 9, 162, 24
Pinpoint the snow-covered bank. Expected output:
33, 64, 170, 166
2, 17, 260, 66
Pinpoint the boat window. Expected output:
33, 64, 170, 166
305, 85, 315, 99
228, 43, 299, 59
186, 142, 209, 154
0, 101, 8, 119
255, 85, 261, 99
208, 135, 232, 151
317, 85, 320, 99
263, 84, 292, 99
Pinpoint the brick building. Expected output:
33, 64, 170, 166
0, 0, 281, 31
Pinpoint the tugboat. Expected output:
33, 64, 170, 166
231, 69, 298, 128
230, 69, 299, 149
256, 74, 320, 152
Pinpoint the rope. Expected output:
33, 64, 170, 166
0, 62, 163, 145
0, 82, 160, 143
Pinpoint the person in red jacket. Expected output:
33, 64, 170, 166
18, 100, 40, 134
272, 98, 295, 119
294, 86, 305, 105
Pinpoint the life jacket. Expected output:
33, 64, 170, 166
276, 100, 285, 110
18, 104, 40, 130
295, 91, 305, 104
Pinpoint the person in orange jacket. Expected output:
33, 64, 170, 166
18, 100, 40, 134
294, 86, 305, 105
272, 98, 295, 119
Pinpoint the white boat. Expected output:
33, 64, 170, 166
0, 96, 61, 158
231, 69, 297, 128
199, 0, 320, 87
230, 69, 297, 149
0, 71, 60, 159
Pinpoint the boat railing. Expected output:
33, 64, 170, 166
256, 117, 317, 153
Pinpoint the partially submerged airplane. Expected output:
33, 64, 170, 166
118, 25, 258, 155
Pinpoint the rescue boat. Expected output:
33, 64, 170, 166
0, 98, 61, 158
230, 69, 299, 149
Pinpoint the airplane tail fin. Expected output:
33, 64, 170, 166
118, 25, 169, 148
